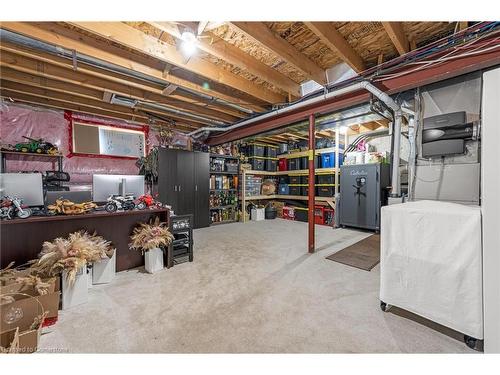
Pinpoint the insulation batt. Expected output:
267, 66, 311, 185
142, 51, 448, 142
380, 200, 483, 339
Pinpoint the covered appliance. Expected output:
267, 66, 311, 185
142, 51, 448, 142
339, 163, 390, 231
380, 200, 483, 349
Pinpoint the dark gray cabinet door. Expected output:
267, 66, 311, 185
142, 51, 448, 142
157, 148, 178, 212
176, 150, 194, 215
194, 152, 209, 228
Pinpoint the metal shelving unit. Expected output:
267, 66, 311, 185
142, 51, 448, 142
209, 154, 240, 225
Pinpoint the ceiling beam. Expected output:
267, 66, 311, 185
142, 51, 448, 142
0, 79, 204, 127
382, 22, 410, 55
230, 22, 327, 84
68, 22, 285, 104
0, 22, 266, 113
304, 22, 365, 73
149, 21, 301, 96
0, 89, 198, 132
0, 46, 238, 124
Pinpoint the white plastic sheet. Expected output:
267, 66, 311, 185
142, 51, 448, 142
380, 200, 483, 339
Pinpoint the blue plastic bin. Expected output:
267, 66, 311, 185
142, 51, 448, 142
279, 184, 290, 195
321, 152, 344, 168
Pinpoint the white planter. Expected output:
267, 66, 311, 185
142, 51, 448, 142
62, 265, 88, 310
87, 266, 93, 289
92, 251, 116, 285
144, 248, 164, 274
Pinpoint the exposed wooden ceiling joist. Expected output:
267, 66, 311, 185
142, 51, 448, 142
0, 22, 266, 114
68, 22, 286, 104
304, 22, 366, 73
0, 89, 198, 132
0, 46, 238, 124
230, 22, 327, 84
0, 79, 204, 128
149, 21, 301, 97
382, 22, 410, 55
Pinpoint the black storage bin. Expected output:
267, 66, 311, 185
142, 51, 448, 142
265, 205, 277, 219
288, 158, 300, 170
289, 186, 302, 196
278, 176, 289, 184
316, 174, 335, 184
265, 145, 278, 158
316, 186, 335, 197
246, 143, 266, 157
289, 175, 301, 184
265, 158, 277, 172
294, 208, 308, 222
302, 186, 309, 196
315, 155, 321, 168
249, 157, 265, 171
300, 156, 308, 170
301, 175, 309, 184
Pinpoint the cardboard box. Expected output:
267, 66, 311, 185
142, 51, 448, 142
92, 251, 116, 285
144, 248, 164, 274
0, 294, 44, 353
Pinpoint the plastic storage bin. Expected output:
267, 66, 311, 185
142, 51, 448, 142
265, 145, 278, 158
288, 158, 300, 170
321, 152, 344, 168
316, 174, 335, 184
294, 207, 308, 222
300, 175, 309, 184
289, 186, 301, 196
301, 186, 309, 196
278, 158, 288, 171
316, 186, 335, 197
251, 207, 265, 221
289, 175, 301, 184
278, 184, 290, 195
300, 156, 308, 170
314, 205, 325, 225
249, 157, 265, 171
245, 143, 265, 157
265, 158, 277, 172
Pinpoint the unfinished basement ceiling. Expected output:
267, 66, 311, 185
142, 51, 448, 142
0, 21, 459, 133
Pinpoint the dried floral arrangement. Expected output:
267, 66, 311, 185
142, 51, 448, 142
129, 216, 174, 254
31, 231, 115, 286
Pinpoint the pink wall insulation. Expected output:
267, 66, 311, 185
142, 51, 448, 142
0, 102, 163, 185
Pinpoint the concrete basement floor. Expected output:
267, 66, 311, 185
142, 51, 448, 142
39, 219, 474, 353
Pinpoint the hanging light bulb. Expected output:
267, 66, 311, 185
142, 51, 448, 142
181, 30, 198, 57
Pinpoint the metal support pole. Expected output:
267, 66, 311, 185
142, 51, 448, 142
308, 114, 316, 254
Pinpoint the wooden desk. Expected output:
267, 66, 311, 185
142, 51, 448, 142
0, 208, 169, 271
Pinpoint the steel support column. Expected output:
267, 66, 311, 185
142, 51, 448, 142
308, 113, 316, 253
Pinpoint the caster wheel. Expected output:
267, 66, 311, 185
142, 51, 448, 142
464, 335, 478, 350
380, 301, 389, 312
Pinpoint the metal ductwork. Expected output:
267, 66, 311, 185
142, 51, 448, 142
0, 29, 255, 116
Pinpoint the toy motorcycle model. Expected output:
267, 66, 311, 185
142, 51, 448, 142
0, 196, 33, 219
134, 194, 163, 210
104, 195, 136, 213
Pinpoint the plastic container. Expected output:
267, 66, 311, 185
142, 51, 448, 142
321, 152, 344, 168
283, 206, 295, 220
324, 208, 335, 226
289, 175, 301, 184
288, 158, 300, 170
294, 207, 308, 222
316, 186, 335, 197
245, 143, 265, 157
278, 158, 288, 171
278, 176, 289, 184
265, 205, 277, 219
265, 145, 278, 158
265, 158, 277, 172
300, 175, 309, 184
314, 205, 325, 225
289, 186, 301, 196
300, 156, 309, 170
302, 186, 309, 196
248, 157, 265, 171
316, 174, 335, 184
278, 184, 290, 195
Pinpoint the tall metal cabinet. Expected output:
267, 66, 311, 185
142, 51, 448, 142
157, 148, 209, 229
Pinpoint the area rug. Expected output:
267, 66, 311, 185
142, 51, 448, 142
325, 234, 380, 271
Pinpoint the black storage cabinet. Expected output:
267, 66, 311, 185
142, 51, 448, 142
157, 148, 210, 229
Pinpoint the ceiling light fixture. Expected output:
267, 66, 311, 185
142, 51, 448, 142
180, 30, 198, 57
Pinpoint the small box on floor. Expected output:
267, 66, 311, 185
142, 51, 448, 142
144, 248, 164, 274
251, 207, 265, 221
92, 251, 116, 285
62, 265, 88, 310
294, 207, 308, 222
283, 206, 295, 220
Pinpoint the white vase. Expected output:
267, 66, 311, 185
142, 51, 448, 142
92, 251, 116, 285
144, 248, 164, 274
62, 265, 88, 310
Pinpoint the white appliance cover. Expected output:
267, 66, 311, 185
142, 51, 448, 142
380, 200, 483, 338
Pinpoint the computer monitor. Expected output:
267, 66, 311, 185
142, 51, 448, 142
92, 174, 145, 202
0, 173, 45, 206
